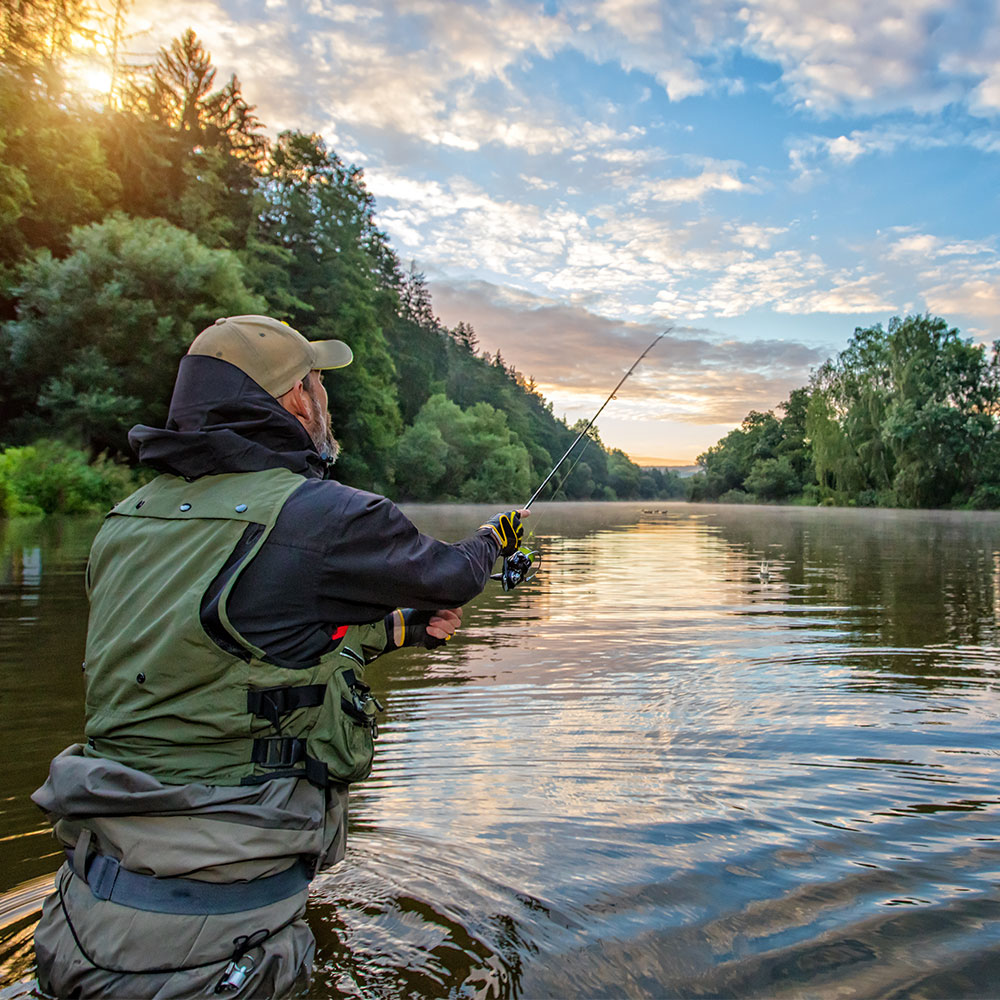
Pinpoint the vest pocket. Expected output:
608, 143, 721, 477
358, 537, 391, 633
307, 662, 378, 784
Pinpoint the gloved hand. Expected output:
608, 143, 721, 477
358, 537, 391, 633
479, 509, 525, 557
385, 607, 463, 650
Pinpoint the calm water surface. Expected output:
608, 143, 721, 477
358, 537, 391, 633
1, 503, 998, 998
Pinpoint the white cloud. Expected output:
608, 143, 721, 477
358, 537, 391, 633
887, 230, 996, 262
872, 228, 1000, 334
428, 278, 826, 424
631, 168, 751, 204
739, 0, 980, 115
788, 121, 1000, 182
925, 279, 1000, 321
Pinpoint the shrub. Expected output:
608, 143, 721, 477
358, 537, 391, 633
966, 484, 1000, 510
0, 439, 144, 515
718, 489, 754, 504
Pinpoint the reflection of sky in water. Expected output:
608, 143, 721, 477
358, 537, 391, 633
365, 505, 1000, 924
18, 549, 41, 606
19, 549, 41, 588
3, 504, 1000, 998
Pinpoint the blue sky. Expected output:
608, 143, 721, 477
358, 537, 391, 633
123, 0, 1000, 463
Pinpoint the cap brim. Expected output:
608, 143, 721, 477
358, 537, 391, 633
310, 339, 353, 369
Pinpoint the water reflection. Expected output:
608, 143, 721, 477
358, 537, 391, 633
2, 504, 999, 998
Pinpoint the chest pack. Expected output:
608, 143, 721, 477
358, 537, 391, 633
83, 468, 384, 788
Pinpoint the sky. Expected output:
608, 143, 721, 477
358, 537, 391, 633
114, 0, 1000, 464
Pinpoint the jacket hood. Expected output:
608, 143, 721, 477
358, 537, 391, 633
129, 355, 329, 480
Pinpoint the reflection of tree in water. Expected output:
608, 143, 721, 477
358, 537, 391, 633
0, 517, 96, 890
705, 505, 1000, 684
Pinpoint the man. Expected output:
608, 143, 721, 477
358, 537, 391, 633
32, 315, 526, 998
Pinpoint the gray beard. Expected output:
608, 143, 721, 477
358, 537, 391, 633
307, 396, 339, 464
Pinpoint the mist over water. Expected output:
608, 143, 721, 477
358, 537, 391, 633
2, 503, 998, 998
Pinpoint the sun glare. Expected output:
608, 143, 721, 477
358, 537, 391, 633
62, 55, 114, 98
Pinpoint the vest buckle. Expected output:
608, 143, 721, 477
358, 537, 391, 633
252, 736, 306, 768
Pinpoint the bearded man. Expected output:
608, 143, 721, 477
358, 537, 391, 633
31, 315, 525, 998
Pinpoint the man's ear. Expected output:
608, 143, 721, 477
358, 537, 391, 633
278, 380, 311, 423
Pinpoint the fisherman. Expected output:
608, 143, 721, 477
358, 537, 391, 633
31, 315, 526, 998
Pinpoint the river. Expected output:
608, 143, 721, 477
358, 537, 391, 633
1, 502, 998, 998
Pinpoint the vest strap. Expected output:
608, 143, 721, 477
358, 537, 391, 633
304, 755, 328, 787
65, 849, 311, 914
247, 684, 327, 730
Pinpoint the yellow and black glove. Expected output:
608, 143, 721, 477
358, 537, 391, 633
384, 608, 450, 650
479, 510, 524, 557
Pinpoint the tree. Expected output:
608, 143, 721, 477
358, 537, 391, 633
808, 315, 1000, 507
0, 72, 121, 267
744, 455, 799, 501
3, 214, 266, 453
395, 394, 532, 502
255, 131, 401, 489
383, 264, 448, 424
0, 0, 92, 87
118, 30, 267, 247
607, 448, 641, 499
695, 409, 783, 499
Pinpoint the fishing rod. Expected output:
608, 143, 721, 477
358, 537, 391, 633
524, 330, 669, 511
493, 329, 669, 590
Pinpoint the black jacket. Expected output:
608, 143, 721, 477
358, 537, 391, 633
129, 356, 500, 661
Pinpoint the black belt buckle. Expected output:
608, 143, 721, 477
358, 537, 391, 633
256, 736, 305, 768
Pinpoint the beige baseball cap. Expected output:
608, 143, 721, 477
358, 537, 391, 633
188, 315, 353, 396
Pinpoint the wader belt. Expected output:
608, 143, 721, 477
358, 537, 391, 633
66, 836, 311, 915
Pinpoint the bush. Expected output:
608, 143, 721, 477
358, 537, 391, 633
718, 489, 754, 504
744, 456, 799, 501
966, 484, 1000, 510
798, 484, 821, 505
0, 440, 144, 515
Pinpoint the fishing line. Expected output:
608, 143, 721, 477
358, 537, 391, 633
493, 328, 669, 590
523, 329, 669, 511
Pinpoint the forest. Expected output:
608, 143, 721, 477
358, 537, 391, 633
0, 3, 685, 514
3, 4, 996, 516
688, 315, 1000, 509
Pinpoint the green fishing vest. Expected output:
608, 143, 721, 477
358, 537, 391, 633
83, 467, 385, 787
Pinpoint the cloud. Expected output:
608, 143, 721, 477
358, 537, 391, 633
631, 168, 751, 204
925, 280, 1000, 322
131, 0, 1000, 148
789, 122, 1000, 180
427, 279, 827, 424
882, 229, 1000, 328
122, 0, 1000, 355
887, 230, 996, 262
739, 0, 989, 115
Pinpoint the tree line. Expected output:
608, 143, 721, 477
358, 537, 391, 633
0, 5, 684, 513
688, 314, 1000, 509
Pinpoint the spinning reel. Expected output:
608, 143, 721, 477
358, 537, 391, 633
490, 546, 539, 591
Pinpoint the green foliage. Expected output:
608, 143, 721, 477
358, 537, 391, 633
4, 214, 265, 453
639, 467, 686, 499
0, 71, 122, 267
694, 405, 809, 502
254, 130, 402, 489
395, 394, 532, 502
697, 314, 1000, 510
744, 455, 799, 501
0, 0, 91, 85
0, 26, 686, 507
810, 315, 1000, 508
607, 448, 641, 499
118, 30, 267, 247
0, 439, 142, 515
